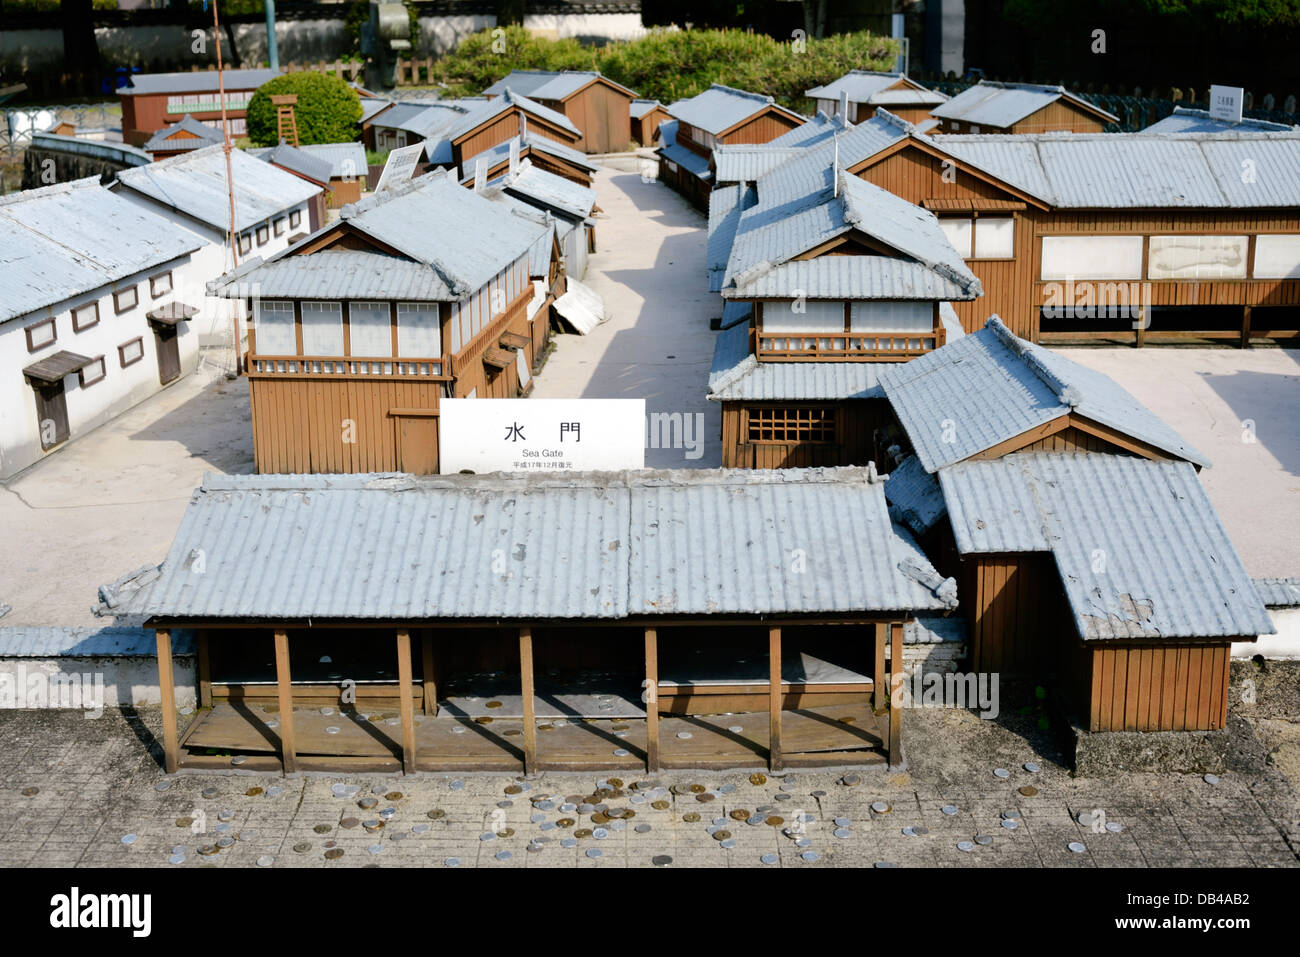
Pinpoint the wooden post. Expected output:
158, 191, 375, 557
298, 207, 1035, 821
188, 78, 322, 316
156, 628, 179, 774
274, 629, 297, 774
888, 622, 903, 767
1241, 305, 1252, 349
644, 627, 659, 772
519, 627, 537, 775
196, 629, 212, 709
873, 622, 887, 711
768, 625, 783, 771
422, 632, 437, 716
397, 629, 416, 774
1135, 304, 1147, 348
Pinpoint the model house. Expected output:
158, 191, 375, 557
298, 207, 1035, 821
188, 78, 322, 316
142, 115, 226, 160
481, 158, 598, 280
481, 70, 637, 153
630, 98, 670, 146
251, 141, 368, 212
1142, 105, 1297, 134
118, 68, 279, 146
929, 80, 1118, 134
460, 129, 599, 188
805, 70, 948, 125
0, 179, 203, 478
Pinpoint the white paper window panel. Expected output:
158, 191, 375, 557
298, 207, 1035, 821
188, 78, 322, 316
450, 302, 462, 352
1147, 235, 1247, 280
1253, 235, 1300, 279
763, 301, 845, 334
348, 301, 392, 357
974, 217, 1015, 258
397, 303, 441, 357
849, 301, 932, 333
301, 301, 344, 356
1040, 235, 1143, 280
939, 218, 972, 257
255, 300, 296, 355
121, 339, 144, 364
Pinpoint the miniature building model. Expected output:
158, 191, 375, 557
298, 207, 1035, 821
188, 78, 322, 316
805, 71, 948, 125
482, 71, 637, 153
929, 80, 1118, 134
630, 98, 670, 146
209, 172, 551, 475
119, 68, 279, 146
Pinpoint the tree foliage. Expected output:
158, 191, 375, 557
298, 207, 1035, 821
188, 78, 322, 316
245, 71, 362, 147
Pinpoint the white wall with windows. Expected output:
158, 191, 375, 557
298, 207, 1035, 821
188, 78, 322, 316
938, 216, 1015, 259
1040, 232, 1300, 281
449, 254, 530, 353
0, 251, 200, 479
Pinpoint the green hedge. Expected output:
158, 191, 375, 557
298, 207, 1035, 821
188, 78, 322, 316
433, 26, 900, 112
245, 71, 362, 147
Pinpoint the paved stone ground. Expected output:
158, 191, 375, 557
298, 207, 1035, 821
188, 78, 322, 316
0, 707, 1294, 868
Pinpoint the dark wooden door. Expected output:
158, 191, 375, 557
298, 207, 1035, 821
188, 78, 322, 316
33, 382, 69, 450
395, 413, 439, 474
155, 326, 180, 384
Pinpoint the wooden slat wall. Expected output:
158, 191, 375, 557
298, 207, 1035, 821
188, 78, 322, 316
1086, 642, 1233, 731
562, 83, 632, 153
722, 110, 805, 145
964, 552, 1062, 675
721, 400, 888, 469
1013, 426, 1131, 454
454, 111, 579, 170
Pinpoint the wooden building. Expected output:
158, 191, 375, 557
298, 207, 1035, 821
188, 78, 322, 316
364, 98, 482, 158
0, 179, 203, 479
877, 316, 1273, 731
435, 92, 583, 180
929, 81, 1118, 134
706, 170, 981, 469
118, 68, 278, 146
482, 71, 637, 153
251, 141, 368, 214
658, 84, 807, 210
459, 130, 600, 188
480, 158, 598, 281
210, 171, 554, 475
95, 467, 960, 774
140, 115, 226, 160
631, 99, 670, 146
805, 71, 948, 125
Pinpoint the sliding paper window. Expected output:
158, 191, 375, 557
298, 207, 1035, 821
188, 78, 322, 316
348, 301, 393, 357
301, 302, 345, 356
254, 300, 296, 355
397, 303, 441, 357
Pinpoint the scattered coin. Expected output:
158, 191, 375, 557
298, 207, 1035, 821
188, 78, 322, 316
749, 773, 767, 786
561, 838, 578, 848
872, 801, 892, 814
320, 707, 334, 716
574, 829, 593, 839
155, 780, 172, 792
941, 805, 958, 815
486, 701, 503, 709
385, 792, 403, 802
266, 786, 283, 798
368, 845, 384, 855
359, 797, 378, 809
840, 773, 861, 786
120, 834, 137, 846
760, 853, 778, 865
256, 855, 274, 867
1019, 786, 1039, 797
993, 768, 1010, 779
496, 827, 515, 838
427, 809, 446, 820
682, 813, 701, 823
696, 793, 715, 804
801, 851, 820, 863
765, 816, 784, 827
957, 841, 975, 852
1106, 822, 1124, 833
293, 842, 312, 853
614, 749, 630, 757
901, 826, 917, 837
504, 785, 522, 795
730, 809, 751, 821
1067, 841, 1087, 854
651, 800, 670, 810
231, 756, 247, 765
586, 848, 602, 858
197, 845, 219, 856
314, 824, 333, 834
246, 787, 263, 797
216, 837, 234, 848
168, 853, 186, 865
175, 818, 193, 828
875, 861, 898, 868
635, 824, 652, 834
651, 854, 672, 866
774, 793, 793, 802
834, 828, 851, 839
474, 717, 493, 725
557, 818, 575, 828
1024, 762, 1041, 773
202, 787, 220, 799
712, 830, 731, 842
975, 834, 994, 846
495, 850, 512, 861
379, 808, 397, 821
478, 832, 496, 842
1001, 809, 1021, 819
914, 826, 930, 835
1204, 773, 1220, 785
444, 857, 460, 867
592, 827, 609, 840
1001, 819, 1019, 830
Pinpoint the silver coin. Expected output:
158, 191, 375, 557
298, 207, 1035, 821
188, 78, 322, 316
413, 824, 429, 833
497, 800, 513, 809
385, 718, 400, 726
941, 805, 959, 815
495, 850, 512, 861
1204, 773, 1220, 785
1024, 762, 1041, 773
676, 732, 692, 739
449, 781, 465, 791
540, 822, 557, 832
728, 726, 744, 733
712, 817, 727, 826
359, 798, 378, 810
1001, 819, 1019, 830
875, 861, 898, 868
901, 826, 916, 837
256, 855, 274, 867
635, 824, 651, 833
218, 810, 235, 822
795, 837, 811, 848
179, 707, 194, 716
215, 823, 231, 834
168, 853, 185, 865
560, 803, 577, 812
630, 794, 646, 804
216, 837, 234, 848
444, 857, 461, 867
1067, 841, 1087, 854
561, 838, 577, 848
993, 768, 1010, 779
230, 756, 247, 765
872, 801, 890, 813
325, 727, 340, 735
379, 808, 396, 820
719, 784, 736, 794
956, 841, 975, 852
975, 834, 994, 846
799, 813, 815, 824
530, 813, 545, 823
120, 834, 137, 845
720, 838, 737, 849
526, 843, 543, 853
451, 726, 466, 734
610, 820, 627, 832
368, 844, 384, 854
593, 827, 609, 840
834, 817, 850, 827
202, 787, 220, 799
155, 780, 172, 792
586, 848, 602, 858
172, 845, 187, 854
779, 784, 797, 793
834, 828, 851, 839
613, 732, 627, 739
613, 749, 629, 757
479, 832, 496, 842
760, 853, 778, 865
1076, 810, 1097, 826
914, 826, 930, 835
320, 707, 334, 716
1106, 822, 1124, 833
266, 786, 283, 798
1001, 809, 1021, 820
801, 850, 819, 862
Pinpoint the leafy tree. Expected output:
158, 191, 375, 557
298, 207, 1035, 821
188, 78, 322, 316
245, 71, 362, 147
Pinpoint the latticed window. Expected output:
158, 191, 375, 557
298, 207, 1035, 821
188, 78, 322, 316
746, 407, 836, 443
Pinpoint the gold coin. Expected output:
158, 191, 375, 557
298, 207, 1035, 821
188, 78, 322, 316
385, 792, 403, 801
538, 724, 554, 731
682, 812, 701, 823
504, 729, 521, 736
689, 784, 706, 794
651, 800, 670, 810
20, 787, 39, 797
574, 828, 593, 839
340, 818, 359, 829
607, 778, 625, 788
475, 716, 493, 725
566, 795, 586, 804
749, 773, 767, 786
838, 716, 857, 724
622, 809, 636, 819
246, 787, 263, 797
486, 701, 503, 709
1019, 785, 1039, 797
712, 830, 731, 841
324, 848, 344, 861
765, 816, 784, 827
427, 809, 446, 819
197, 845, 219, 856
611, 724, 629, 732
696, 793, 715, 803
496, 827, 515, 838
591, 812, 610, 824
175, 818, 193, 828
730, 809, 750, 821
557, 818, 575, 828
504, 785, 522, 795
313, 824, 332, 834
604, 808, 625, 819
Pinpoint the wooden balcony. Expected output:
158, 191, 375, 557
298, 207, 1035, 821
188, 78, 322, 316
755, 325, 946, 362
247, 354, 450, 380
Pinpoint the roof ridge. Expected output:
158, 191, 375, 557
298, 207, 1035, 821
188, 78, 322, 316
708, 83, 775, 105
984, 316, 1079, 407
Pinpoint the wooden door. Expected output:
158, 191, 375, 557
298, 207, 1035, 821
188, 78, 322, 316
155, 326, 181, 384
395, 413, 439, 474
33, 382, 69, 450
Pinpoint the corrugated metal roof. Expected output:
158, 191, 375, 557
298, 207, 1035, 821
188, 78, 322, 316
477, 186, 560, 276
97, 469, 957, 621
656, 120, 713, 180
124, 68, 278, 95
359, 97, 393, 125
0, 178, 202, 325
296, 142, 369, 179
930, 80, 1117, 128
940, 453, 1273, 639
1143, 106, 1296, 134
142, 115, 225, 152
707, 183, 755, 292
499, 161, 597, 220
1252, 578, 1300, 607
884, 455, 946, 539
114, 144, 323, 233
30, 133, 151, 166
209, 248, 453, 301
713, 146, 807, 184
765, 111, 853, 147
880, 316, 1209, 473
0, 626, 194, 658
707, 322, 899, 401
733, 255, 975, 301
261, 142, 334, 185
805, 71, 947, 106
483, 70, 636, 101
462, 132, 598, 178
630, 98, 662, 119
933, 129, 1300, 208
447, 90, 581, 142
667, 84, 801, 136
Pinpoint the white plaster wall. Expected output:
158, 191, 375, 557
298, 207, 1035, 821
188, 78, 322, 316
417, 15, 497, 56
1233, 607, 1300, 659
523, 13, 647, 41
0, 251, 200, 480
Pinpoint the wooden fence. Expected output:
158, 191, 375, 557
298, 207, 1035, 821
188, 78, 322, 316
279, 57, 440, 87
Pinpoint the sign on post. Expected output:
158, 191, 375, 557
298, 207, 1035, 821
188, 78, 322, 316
1209, 85, 1244, 124
439, 398, 645, 474
374, 142, 425, 193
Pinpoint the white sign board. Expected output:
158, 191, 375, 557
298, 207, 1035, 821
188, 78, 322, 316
1209, 85, 1244, 124
439, 398, 645, 474
374, 142, 425, 193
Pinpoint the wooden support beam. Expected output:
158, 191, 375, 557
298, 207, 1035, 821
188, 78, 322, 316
421, 632, 437, 716
888, 622, 904, 767
873, 622, 887, 712
274, 629, 297, 774
396, 628, 416, 774
519, 626, 537, 775
768, 625, 783, 771
196, 628, 212, 709
1135, 304, 1147, 348
155, 628, 179, 774
645, 627, 659, 772
1241, 305, 1252, 350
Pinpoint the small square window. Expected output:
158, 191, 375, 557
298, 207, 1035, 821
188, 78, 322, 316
289, 209, 301, 229
238, 234, 252, 255
118, 337, 145, 368
113, 285, 138, 314
256, 225, 269, 246
25, 317, 57, 352
273, 217, 286, 236
79, 356, 107, 387
150, 271, 173, 298
72, 302, 100, 333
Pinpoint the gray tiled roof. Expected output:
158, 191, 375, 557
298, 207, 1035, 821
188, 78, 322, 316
0, 626, 195, 658
1252, 578, 1300, 607
482, 70, 636, 101
666, 83, 802, 136
805, 71, 946, 106
124, 68, 278, 95
884, 454, 946, 539
930, 80, 1117, 128
142, 114, 225, 153
707, 322, 900, 401
1143, 106, 1296, 134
